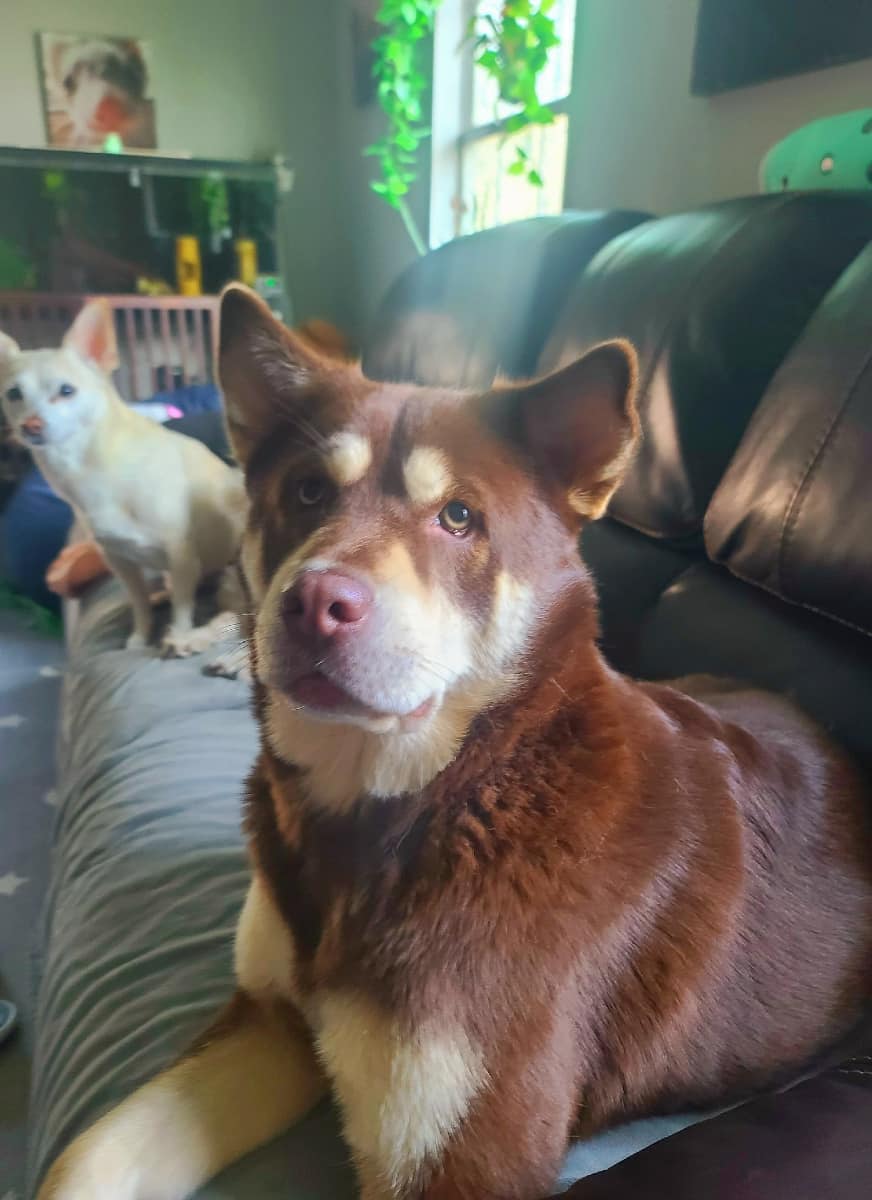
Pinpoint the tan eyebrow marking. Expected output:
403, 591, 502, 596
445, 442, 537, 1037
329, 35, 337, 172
402, 446, 453, 506
326, 431, 372, 486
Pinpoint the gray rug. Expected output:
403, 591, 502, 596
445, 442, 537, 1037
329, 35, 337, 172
0, 607, 63, 1199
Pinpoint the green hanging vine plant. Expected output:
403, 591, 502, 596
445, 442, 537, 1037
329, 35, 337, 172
468, 0, 562, 188
364, 0, 440, 256
366, 1, 564, 251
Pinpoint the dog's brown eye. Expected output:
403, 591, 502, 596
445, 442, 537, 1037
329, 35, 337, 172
5, 386, 22, 402
57, 383, 76, 398
298, 477, 327, 506
438, 500, 472, 536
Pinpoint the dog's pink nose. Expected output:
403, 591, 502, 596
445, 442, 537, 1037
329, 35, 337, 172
283, 571, 373, 640
20, 415, 44, 437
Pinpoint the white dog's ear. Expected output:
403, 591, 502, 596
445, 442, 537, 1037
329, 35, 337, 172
0, 330, 21, 368
219, 283, 330, 467
63, 300, 120, 374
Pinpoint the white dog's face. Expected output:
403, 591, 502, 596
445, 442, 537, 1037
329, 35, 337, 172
0, 300, 120, 449
0, 345, 109, 449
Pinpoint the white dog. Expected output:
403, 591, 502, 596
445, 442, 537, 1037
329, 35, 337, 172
0, 300, 246, 657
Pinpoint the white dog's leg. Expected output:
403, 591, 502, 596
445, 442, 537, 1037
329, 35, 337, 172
215, 562, 247, 615
36, 994, 326, 1200
164, 550, 199, 635
104, 553, 153, 650
161, 553, 210, 658
203, 565, 249, 677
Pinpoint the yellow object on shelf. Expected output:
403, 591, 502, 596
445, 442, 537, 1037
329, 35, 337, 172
235, 238, 258, 286
175, 235, 202, 296
136, 275, 174, 296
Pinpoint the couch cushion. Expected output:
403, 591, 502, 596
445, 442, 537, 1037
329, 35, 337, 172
27, 579, 359, 1199
539, 194, 872, 544
557, 1045, 872, 1200
633, 562, 872, 768
362, 211, 649, 386
580, 519, 694, 673
705, 240, 872, 639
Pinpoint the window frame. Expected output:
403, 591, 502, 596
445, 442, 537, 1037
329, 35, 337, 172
429, 0, 575, 248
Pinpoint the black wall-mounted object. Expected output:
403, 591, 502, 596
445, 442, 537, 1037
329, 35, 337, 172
0, 146, 279, 295
691, 0, 872, 96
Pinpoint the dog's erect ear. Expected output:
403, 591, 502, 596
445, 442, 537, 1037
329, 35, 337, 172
219, 284, 329, 467
488, 341, 639, 521
63, 300, 120, 374
0, 331, 20, 370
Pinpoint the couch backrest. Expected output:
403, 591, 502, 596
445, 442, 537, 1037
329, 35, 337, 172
539, 194, 872, 545
683, 237, 872, 765
705, 238, 872, 640
362, 211, 649, 386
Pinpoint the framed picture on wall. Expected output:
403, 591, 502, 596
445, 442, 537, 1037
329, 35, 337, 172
37, 32, 157, 149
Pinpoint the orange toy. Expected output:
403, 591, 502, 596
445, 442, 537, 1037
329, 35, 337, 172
45, 541, 111, 598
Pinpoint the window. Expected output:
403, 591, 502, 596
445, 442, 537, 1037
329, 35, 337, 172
430, 0, 577, 247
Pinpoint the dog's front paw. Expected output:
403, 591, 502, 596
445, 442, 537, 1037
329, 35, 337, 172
125, 631, 148, 651
203, 644, 250, 681
161, 625, 215, 659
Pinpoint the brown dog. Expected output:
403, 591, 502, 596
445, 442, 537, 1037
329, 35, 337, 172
39, 286, 872, 1200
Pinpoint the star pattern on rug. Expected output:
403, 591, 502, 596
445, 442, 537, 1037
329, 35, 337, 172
0, 714, 25, 728
44, 788, 59, 807
0, 872, 28, 897
39, 665, 61, 678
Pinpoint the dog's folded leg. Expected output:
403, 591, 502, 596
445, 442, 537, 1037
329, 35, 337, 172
204, 636, 250, 681
104, 553, 153, 650
36, 991, 327, 1200
318, 990, 574, 1200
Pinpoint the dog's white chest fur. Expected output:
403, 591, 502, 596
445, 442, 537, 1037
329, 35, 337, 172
38, 447, 169, 571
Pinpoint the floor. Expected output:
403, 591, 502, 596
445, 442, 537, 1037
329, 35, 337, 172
0, 607, 64, 1199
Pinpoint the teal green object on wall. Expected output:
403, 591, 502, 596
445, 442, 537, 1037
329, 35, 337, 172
761, 110, 872, 192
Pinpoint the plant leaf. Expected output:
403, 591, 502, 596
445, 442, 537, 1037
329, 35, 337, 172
504, 113, 529, 133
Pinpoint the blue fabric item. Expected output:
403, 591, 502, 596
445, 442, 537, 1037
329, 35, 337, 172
1, 469, 73, 610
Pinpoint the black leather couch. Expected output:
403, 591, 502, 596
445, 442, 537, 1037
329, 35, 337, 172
364, 194, 872, 1198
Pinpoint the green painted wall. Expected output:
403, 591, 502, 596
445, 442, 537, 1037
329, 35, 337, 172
564, 0, 872, 215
